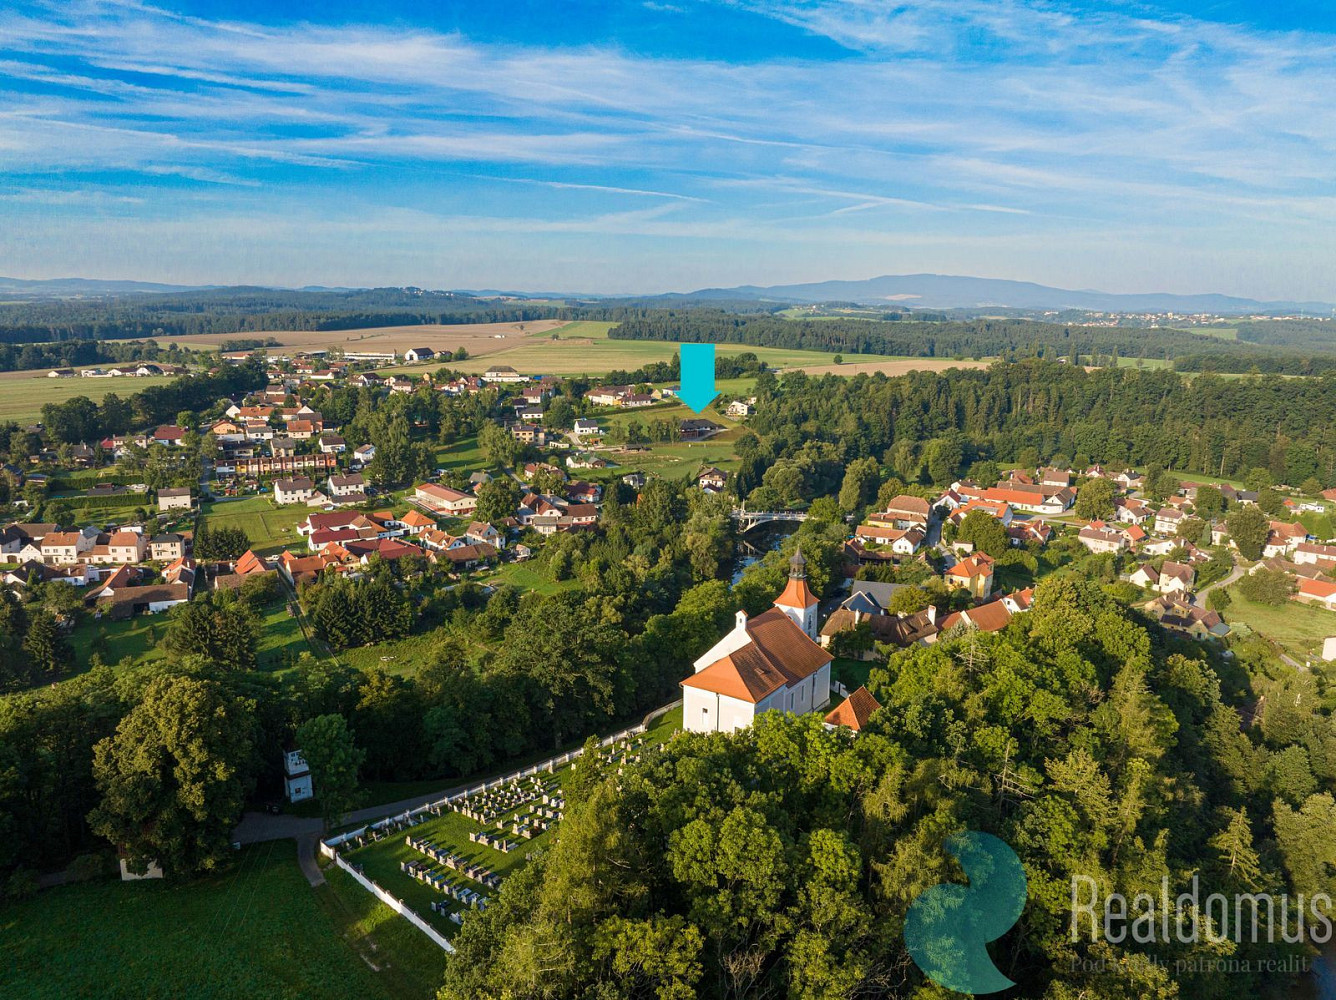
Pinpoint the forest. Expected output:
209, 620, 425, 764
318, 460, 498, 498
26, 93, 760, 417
608, 309, 1336, 374
723, 362, 1336, 507
440, 575, 1336, 1000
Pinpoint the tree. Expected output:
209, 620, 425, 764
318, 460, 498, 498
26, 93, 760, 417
474, 478, 520, 524
886, 586, 932, 615
1193, 485, 1225, 520
1206, 587, 1232, 612
478, 422, 520, 469
1226, 505, 1270, 560
295, 714, 365, 830
837, 457, 879, 513
1073, 477, 1116, 521
193, 524, 250, 561
1237, 568, 1294, 606
163, 596, 259, 671
22, 611, 71, 679
955, 509, 1008, 558
88, 674, 256, 876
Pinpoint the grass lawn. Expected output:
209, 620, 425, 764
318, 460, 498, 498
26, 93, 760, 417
831, 656, 875, 692
200, 495, 313, 555
476, 561, 577, 596
255, 599, 318, 671
1224, 588, 1336, 661
69, 612, 168, 671
0, 374, 178, 423
0, 840, 419, 1000
335, 631, 446, 678
434, 435, 484, 474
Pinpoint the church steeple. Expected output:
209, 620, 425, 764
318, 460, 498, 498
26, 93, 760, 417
774, 544, 819, 639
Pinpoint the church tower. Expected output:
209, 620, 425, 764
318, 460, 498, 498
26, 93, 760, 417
773, 546, 819, 639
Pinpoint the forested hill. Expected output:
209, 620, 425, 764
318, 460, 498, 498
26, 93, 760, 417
608, 310, 1336, 374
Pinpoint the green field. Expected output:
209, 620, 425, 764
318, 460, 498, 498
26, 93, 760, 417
476, 560, 578, 596
69, 613, 167, 671
0, 841, 431, 1000
199, 496, 313, 555
1224, 587, 1336, 661
0, 374, 178, 423
454, 320, 896, 376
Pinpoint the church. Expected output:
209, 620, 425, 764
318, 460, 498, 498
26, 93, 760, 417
681, 548, 833, 734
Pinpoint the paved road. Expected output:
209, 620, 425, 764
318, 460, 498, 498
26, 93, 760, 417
1193, 556, 1244, 607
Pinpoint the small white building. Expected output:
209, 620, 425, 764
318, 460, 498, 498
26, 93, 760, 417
274, 477, 316, 505
284, 750, 313, 803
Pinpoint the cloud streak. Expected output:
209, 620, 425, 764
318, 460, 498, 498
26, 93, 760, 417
1, 0, 1335, 297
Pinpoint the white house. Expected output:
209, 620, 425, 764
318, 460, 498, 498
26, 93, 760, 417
414, 482, 478, 516
681, 550, 831, 734
404, 347, 436, 363
157, 487, 192, 512
274, 477, 316, 505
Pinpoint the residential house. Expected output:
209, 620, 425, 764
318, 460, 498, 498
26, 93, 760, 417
40, 530, 93, 565
852, 524, 925, 555
698, 467, 727, 493
414, 483, 478, 516
319, 433, 347, 454
157, 487, 192, 512
1294, 543, 1336, 568
1153, 507, 1187, 536
1078, 522, 1128, 554
482, 365, 528, 383
274, 477, 316, 505
679, 418, 722, 440
946, 553, 995, 599
352, 444, 375, 466
572, 418, 600, 437
1295, 577, 1336, 611
404, 347, 436, 363
328, 473, 368, 502
726, 399, 755, 418
152, 425, 188, 447
868, 494, 932, 530
149, 533, 186, 561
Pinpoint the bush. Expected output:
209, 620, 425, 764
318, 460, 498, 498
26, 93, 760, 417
1206, 588, 1233, 611
67, 852, 111, 884
5, 867, 39, 901
1237, 569, 1295, 606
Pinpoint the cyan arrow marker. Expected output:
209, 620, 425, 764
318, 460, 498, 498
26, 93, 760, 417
679, 343, 719, 414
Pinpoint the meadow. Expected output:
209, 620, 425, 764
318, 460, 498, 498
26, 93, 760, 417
198, 495, 315, 555
0, 371, 178, 422
1223, 588, 1336, 662
0, 841, 430, 1000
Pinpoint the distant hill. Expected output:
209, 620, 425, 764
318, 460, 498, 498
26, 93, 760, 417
0, 276, 218, 297
684, 273, 1336, 315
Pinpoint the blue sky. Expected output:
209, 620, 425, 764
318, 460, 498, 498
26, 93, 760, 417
3, 0, 1336, 299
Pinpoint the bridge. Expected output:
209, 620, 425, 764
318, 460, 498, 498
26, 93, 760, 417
731, 509, 809, 533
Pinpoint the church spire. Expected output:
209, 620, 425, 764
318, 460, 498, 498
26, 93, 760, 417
789, 545, 807, 579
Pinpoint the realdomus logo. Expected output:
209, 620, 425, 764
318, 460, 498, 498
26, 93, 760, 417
1071, 875, 1334, 945
905, 831, 1028, 994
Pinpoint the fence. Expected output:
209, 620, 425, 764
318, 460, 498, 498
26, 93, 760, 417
330, 852, 455, 953
320, 700, 682, 949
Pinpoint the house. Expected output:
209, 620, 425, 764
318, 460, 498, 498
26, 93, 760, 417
1295, 543, 1336, 568
414, 483, 478, 516
1130, 563, 1159, 590
152, 425, 188, 447
284, 750, 313, 803
698, 467, 727, 492
353, 444, 375, 465
852, 524, 925, 555
1078, 523, 1128, 554
1007, 519, 1052, 547
328, 473, 367, 499
573, 419, 601, 437
157, 487, 192, 512
433, 541, 498, 570
1038, 467, 1072, 488
869, 494, 932, 530
463, 521, 504, 549
1153, 508, 1187, 536
270, 437, 298, 458
510, 422, 545, 445
47, 368, 76, 378
318, 433, 347, 454
1145, 595, 1230, 639
399, 509, 437, 534
1157, 561, 1195, 594
938, 597, 1018, 634
148, 533, 186, 561
482, 365, 528, 383
947, 553, 995, 599
1295, 578, 1336, 611
951, 499, 1013, 528
679, 418, 722, 440
40, 531, 93, 565
824, 687, 881, 732
587, 385, 633, 406
404, 348, 436, 363
95, 583, 191, 620
1264, 520, 1308, 557
104, 531, 147, 565
726, 399, 755, 418
274, 477, 316, 505
622, 472, 646, 489
681, 558, 832, 734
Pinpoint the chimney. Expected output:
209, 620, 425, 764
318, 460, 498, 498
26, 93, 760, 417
926, 604, 938, 625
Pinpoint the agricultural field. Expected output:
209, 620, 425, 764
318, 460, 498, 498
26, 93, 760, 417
0, 841, 424, 1000
198, 495, 314, 555
339, 706, 682, 939
0, 370, 177, 422
453, 319, 908, 377
125, 319, 568, 357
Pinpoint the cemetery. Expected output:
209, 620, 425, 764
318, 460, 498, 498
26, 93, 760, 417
332, 723, 662, 938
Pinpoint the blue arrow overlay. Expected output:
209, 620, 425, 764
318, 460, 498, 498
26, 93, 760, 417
679, 343, 720, 413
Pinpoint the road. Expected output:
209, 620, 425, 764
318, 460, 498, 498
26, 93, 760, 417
1192, 556, 1244, 607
